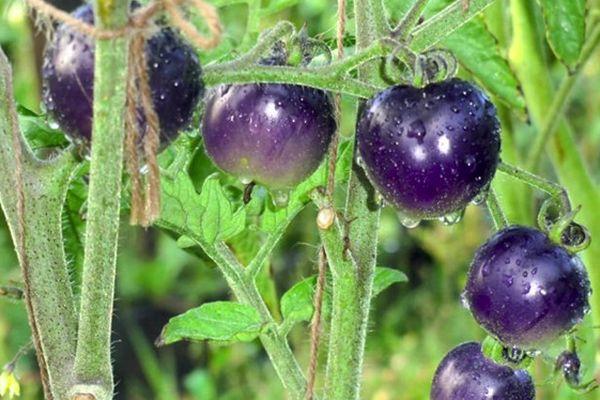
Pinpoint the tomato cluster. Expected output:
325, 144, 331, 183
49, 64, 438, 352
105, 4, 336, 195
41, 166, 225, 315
43, 8, 592, 399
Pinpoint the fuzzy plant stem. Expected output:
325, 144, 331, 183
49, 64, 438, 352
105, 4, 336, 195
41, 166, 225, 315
392, 0, 430, 40
0, 48, 78, 400
320, 0, 384, 398
509, 0, 600, 394
71, 0, 130, 399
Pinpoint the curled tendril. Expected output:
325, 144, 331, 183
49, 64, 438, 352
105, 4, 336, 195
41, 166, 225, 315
538, 201, 592, 252
382, 41, 458, 86
421, 48, 458, 82
537, 196, 563, 232
382, 39, 418, 84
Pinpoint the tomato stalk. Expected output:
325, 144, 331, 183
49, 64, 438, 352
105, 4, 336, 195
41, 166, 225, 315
71, 0, 129, 398
0, 48, 78, 400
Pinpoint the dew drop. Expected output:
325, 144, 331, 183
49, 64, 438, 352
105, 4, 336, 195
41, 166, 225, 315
398, 212, 421, 229
48, 120, 60, 129
240, 176, 253, 185
271, 190, 290, 207
439, 209, 465, 226
460, 291, 470, 310
471, 189, 489, 205
356, 155, 365, 168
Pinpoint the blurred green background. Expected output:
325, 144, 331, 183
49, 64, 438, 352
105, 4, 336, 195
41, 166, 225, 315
1, 0, 600, 398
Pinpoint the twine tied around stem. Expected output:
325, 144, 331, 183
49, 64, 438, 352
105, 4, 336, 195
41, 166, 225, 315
24, 0, 222, 226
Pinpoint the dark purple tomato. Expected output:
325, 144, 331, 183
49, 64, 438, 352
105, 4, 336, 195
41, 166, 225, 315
464, 226, 590, 349
431, 342, 535, 400
202, 84, 336, 190
42, 3, 203, 144
356, 79, 500, 221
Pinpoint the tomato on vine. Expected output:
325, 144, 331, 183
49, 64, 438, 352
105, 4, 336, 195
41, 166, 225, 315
431, 342, 535, 400
463, 226, 591, 349
356, 78, 500, 226
42, 3, 204, 144
201, 83, 336, 200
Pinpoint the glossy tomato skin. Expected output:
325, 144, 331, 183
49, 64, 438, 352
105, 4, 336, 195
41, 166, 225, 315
42, 3, 203, 143
357, 79, 500, 219
464, 226, 590, 349
202, 84, 336, 189
431, 342, 535, 400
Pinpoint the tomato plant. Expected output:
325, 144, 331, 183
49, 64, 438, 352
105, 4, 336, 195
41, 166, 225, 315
0, 0, 599, 399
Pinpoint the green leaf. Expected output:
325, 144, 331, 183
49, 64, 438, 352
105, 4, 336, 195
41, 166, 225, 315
442, 18, 526, 113
280, 267, 407, 327
197, 177, 246, 243
280, 276, 319, 325
372, 267, 408, 297
159, 172, 246, 245
538, 0, 585, 69
17, 107, 70, 150
159, 302, 264, 345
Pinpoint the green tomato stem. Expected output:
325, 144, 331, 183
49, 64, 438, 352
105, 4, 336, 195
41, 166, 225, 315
411, 0, 497, 52
392, 0, 430, 40
527, 23, 600, 171
198, 241, 309, 399
72, 0, 130, 398
320, 0, 383, 398
246, 204, 304, 279
485, 186, 509, 230
497, 162, 571, 213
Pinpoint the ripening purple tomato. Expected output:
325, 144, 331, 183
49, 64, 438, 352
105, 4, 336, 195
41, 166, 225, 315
464, 226, 590, 349
42, 3, 203, 144
201, 84, 336, 190
431, 342, 535, 400
357, 79, 500, 223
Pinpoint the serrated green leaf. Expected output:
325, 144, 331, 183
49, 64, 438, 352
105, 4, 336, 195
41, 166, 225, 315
160, 302, 263, 345
372, 267, 408, 297
442, 19, 526, 113
159, 172, 246, 245
197, 177, 247, 243
538, 0, 585, 69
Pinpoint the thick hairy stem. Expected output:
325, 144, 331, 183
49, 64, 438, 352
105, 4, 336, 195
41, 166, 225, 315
72, 0, 129, 398
322, 0, 382, 398
509, 0, 600, 393
0, 48, 78, 400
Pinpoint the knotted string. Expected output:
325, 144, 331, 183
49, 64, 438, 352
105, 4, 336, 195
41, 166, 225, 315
25, 0, 222, 226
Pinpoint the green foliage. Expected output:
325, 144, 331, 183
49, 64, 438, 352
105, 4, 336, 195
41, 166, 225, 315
0, 0, 599, 398
160, 301, 265, 345
443, 18, 526, 114
160, 170, 245, 245
538, 0, 586, 69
